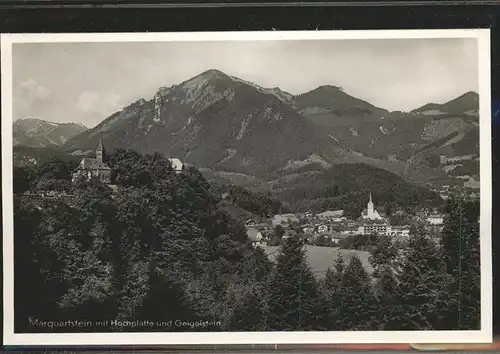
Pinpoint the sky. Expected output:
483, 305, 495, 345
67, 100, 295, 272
12, 38, 479, 128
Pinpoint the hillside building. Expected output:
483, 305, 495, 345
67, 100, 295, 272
72, 136, 112, 184
168, 157, 184, 173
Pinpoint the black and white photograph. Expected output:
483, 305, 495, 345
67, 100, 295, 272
2, 30, 492, 345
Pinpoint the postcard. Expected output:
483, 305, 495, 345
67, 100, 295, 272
2, 29, 492, 345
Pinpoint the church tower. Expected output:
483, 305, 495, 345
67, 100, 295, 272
96, 135, 105, 162
367, 192, 374, 218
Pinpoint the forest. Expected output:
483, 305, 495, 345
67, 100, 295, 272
270, 163, 442, 217
13, 149, 480, 332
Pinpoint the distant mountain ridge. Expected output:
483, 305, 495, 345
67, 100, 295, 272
298, 88, 478, 155
411, 91, 479, 116
13, 118, 88, 148
52, 69, 479, 188
295, 85, 388, 119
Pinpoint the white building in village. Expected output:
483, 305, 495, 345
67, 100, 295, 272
427, 214, 444, 225
358, 224, 410, 237
247, 228, 264, 247
302, 225, 315, 234
168, 158, 184, 173
272, 213, 300, 226
317, 224, 329, 233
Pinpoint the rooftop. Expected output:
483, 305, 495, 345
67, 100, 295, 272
246, 228, 262, 241
168, 158, 184, 171
80, 158, 111, 170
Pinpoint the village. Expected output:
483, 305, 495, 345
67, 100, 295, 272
246, 192, 446, 248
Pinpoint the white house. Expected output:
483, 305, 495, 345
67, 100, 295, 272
387, 226, 411, 237
302, 225, 315, 234
317, 224, 329, 233
427, 214, 444, 225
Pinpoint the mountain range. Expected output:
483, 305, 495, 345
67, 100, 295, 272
13, 118, 88, 148
15, 69, 479, 190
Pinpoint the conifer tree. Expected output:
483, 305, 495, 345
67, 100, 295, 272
369, 235, 398, 278
397, 233, 451, 329
441, 195, 471, 272
226, 283, 268, 331
266, 234, 322, 330
374, 265, 400, 330
440, 195, 480, 329
13, 199, 48, 331
340, 256, 379, 330
321, 254, 347, 330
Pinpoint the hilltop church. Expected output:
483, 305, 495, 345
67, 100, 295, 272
361, 192, 386, 221
72, 137, 112, 184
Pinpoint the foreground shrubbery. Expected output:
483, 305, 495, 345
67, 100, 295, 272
14, 150, 480, 332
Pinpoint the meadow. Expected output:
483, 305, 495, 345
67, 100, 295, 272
262, 245, 373, 278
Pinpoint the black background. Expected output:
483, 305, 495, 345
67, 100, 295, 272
0, 0, 498, 343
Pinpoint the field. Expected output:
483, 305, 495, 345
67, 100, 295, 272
261, 245, 373, 278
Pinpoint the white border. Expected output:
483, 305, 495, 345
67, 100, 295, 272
1, 29, 492, 346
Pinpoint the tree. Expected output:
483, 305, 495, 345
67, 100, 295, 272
369, 235, 398, 278
339, 256, 379, 330
440, 195, 480, 330
14, 199, 48, 331
266, 235, 322, 330
427, 154, 442, 168
441, 195, 478, 272
389, 213, 411, 226
240, 246, 273, 282
106, 149, 152, 187
374, 265, 400, 329
384, 203, 393, 218
38, 156, 75, 181
316, 234, 327, 247
268, 225, 285, 246
135, 258, 201, 330
321, 254, 347, 329
225, 283, 268, 331
397, 233, 451, 330
13, 165, 36, 194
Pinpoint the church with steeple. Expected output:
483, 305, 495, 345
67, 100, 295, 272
71, 136, 112, 184
360, 192, 385, 221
